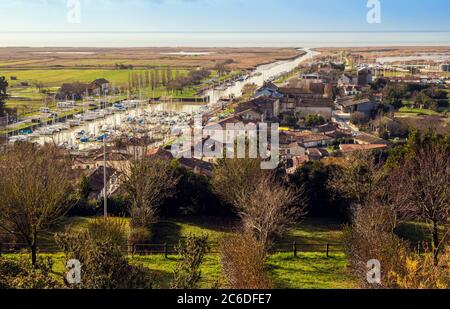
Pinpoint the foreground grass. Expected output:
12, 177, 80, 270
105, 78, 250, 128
3, 216, 357, 289
267, 253, 356, 289
9, 215, 446, 289
5, 251, 354, 289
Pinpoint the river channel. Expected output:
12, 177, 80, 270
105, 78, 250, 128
34, 48, 317, 148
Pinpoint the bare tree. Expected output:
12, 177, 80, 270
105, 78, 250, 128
392, 143, 450, 263
212, 158, 267, 208
213, 158, 304, 250
236, 175, 305, 250
328, 150, 386, 207
343, 199, 408, 288
121, 157, 179, 228
0, 143, 72, 266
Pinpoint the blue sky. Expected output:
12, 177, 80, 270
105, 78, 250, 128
0, 0, 449, 32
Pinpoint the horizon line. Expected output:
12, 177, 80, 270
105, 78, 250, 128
2, 30, 450, 34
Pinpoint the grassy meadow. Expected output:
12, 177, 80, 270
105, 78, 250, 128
2, 69, 188, 87
3, 216, 357, 289
3, 214, 448, 289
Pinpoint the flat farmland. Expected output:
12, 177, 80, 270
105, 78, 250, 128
2, 69, 188, 87
0, 47, 299, 115
0, 47, 301, 70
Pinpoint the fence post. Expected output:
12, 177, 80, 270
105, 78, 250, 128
293, 241, 297, 257
164, 243, 168, 259
326, 243, 330, 258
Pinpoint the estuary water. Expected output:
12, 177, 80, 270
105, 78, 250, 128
1, 31, 450, 48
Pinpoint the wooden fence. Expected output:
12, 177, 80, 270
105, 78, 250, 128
0, 241, 345, 259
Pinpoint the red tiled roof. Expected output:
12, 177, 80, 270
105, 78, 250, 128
146, 148, 174, 160
292, 155, 309, 168
340, 144, 387, 153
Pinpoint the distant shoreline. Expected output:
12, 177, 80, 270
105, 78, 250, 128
1, 31, 450, 48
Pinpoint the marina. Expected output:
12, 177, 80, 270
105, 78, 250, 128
6, 49, 316, 151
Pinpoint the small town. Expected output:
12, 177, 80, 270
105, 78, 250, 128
0, 0, 449, 305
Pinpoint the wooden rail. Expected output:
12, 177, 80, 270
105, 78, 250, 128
0, 241, 345, 259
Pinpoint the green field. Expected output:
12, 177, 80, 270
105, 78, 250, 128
1, 69, 187, 87
397, 107, 441, 116
1, 68, 243, 121
5, 215, 447, 289
3, 216, 357, 289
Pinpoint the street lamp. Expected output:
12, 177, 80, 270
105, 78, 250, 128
103, 134, 108, 218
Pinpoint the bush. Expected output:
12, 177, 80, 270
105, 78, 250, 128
104, 196, 130, 217
304, 114, 325, 127
68, 196, 129, 217
390, 246, 450, 289
171, 234, 209, 289
87, 217, 127, 246
67, 199, 101, 217
0, 255, 62, 289
290, 161, 349, 220
343, 202, 408, 288
130, 206, 156, 229
161, 166, 226, 216
55, 218, 154, 289
220, 233, 273, 289
128, 227, 152, 246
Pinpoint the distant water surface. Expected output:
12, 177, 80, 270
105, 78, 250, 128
1, 31, 450, 47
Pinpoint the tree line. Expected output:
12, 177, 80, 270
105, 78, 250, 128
126, 67, 210, 94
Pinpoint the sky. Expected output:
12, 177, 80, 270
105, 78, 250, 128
0, 0, 449, 33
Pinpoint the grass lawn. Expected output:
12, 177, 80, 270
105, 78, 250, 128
396, 218, 450, 246
7, 215, 447, 289
267, 253, 356, 289
3, 216, 357, 289
5, 251, 354, 289
397, 107, 440, 116
2, 69, 189, 88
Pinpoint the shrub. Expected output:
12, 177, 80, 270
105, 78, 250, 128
304, 114, 325, 127
68, 196, 129, 217
87, 217, 127, 246
343, 202, 408, 288
171, 234, 209, 289
220, 233, 273, 289
55, 218, 154, 289
128, 227, 152, 246
390, 246, 450, 289
290, 161, 349, 220
161, 166, 226, 216
130, 206, 156, 229
100, 196, 130, 217
0, 255, 62, 289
